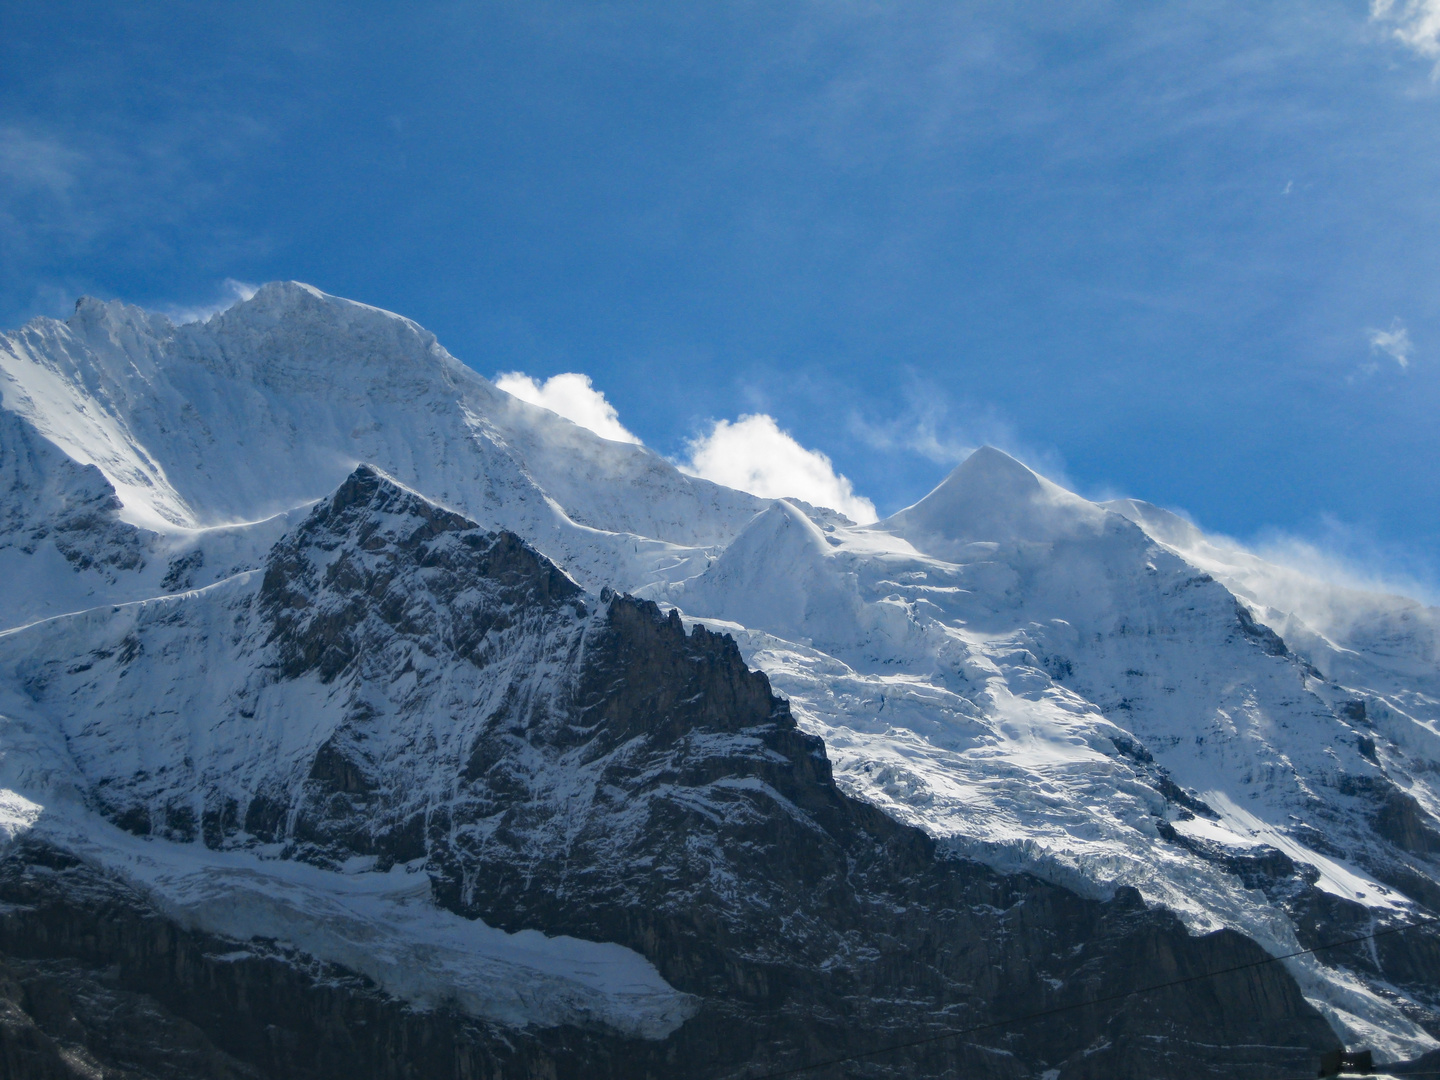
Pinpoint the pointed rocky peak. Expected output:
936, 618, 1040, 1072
884, 445, 1107, 549
311, 462, 477, 543
283, 465, 573, 579
262, 465, 583, 681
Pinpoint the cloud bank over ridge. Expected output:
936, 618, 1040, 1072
492, 370, 876, 522
681, 413, 878, 524
494, 372, 642, 445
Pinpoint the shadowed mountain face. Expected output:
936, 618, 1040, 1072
0, 467, 1337, 1079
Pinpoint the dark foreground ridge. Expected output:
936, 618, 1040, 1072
0, 466, 1341, 1078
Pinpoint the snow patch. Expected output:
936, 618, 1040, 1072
41, 816, 698, 1039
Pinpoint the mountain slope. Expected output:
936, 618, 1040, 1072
0, 465, 1340, 1079
675, 447, 1440, 1057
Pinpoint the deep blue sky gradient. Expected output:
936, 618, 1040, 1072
3, 2, 1438, 582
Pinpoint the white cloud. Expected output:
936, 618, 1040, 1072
681, 413, 877, 523
493, 371, 641, 444
1367, 318, 1413, 369
1371, 0, 1440, 61
162, 278, 259, 325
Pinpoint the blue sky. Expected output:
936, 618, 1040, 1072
3, 2, 1439, 587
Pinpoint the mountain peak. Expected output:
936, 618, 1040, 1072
206, 280, 433, 346
332, 461, 429, 505
308, 463, 481, 544
66, 294, 174, 343
261, 463, 583, 683
939, 444, 1047, 502
238, 280, 334, 315
884, 445, 1106, 549
251, 279, 399, 315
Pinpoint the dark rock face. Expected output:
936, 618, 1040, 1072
1235, 601, 1289, 657
0, 844, 1339, 1080
1332, 774, 1440, 913
0, 466, 1345, 1078
430, 593, 1336, 1079
1159, 814, 1440, 1037
0, 845, 628, 1080
259, 463, 584, 685
251, 464, 589, 868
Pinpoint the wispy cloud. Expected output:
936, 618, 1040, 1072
847, 383, 1074, 491
0, 101, 274, 325
1366, 317, 1414, 371
682, 413, 878, 523
847, 396, 973, 468
0, 126, 84, 195
0, 124, 103, 266
1371, 0, 1440, 63
160, 279, 258, 324
1250, 516, 1438, 608
493, 371, 642, 444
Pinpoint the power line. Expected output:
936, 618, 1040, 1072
732, 913, 1440, 1080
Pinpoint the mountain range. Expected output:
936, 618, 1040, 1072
1, 282, 1437, 1078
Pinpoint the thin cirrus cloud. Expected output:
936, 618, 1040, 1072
491, 372, 877, 521
846, 384, 1077, 494
0, 125, 82, 195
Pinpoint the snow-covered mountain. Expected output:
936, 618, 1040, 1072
0, 283, 761, 626
1, 283, 1438, 1078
